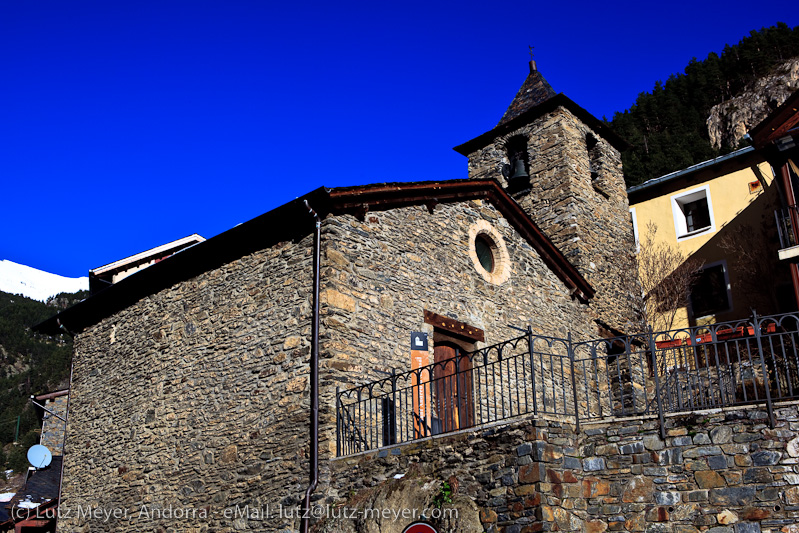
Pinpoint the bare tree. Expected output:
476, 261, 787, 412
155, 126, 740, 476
718, 222, 784, 313
629, 222, 704, 333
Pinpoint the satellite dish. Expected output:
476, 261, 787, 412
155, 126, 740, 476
27, 445, 52, 468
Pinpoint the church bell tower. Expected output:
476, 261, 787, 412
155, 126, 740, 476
454, 59, 637, 332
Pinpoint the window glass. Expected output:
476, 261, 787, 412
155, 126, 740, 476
671, 186, 715, 240
475, 235, 495, 273
690, 264, 729, 317
684, 197, 710, 233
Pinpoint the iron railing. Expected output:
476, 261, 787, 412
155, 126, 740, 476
335, 312, 799, 456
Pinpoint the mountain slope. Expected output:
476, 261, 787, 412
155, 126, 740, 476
0, 289, 82, 474
0, 260, 88, 303
707, 57, 799, 149
609, 22, 799, 187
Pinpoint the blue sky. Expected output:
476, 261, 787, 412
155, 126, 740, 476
2, 1, 797, 277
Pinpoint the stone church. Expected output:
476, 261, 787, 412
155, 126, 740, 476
36, 60, 641, 532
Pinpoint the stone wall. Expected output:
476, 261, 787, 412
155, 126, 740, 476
39, 393, 68, 455
317, 200, 596, 460
576, 406, 799, 533
59, 237, 317, 532
57, 198, 600, 532
464, 106, 638, 333
325, 403, 799, 533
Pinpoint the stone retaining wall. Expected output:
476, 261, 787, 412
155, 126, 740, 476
326, 403, 799, 533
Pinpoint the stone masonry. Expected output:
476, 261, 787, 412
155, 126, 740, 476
462, 104, 638, 333
56, 196, 598, 532
326, 403, 799, 533
317, 200, 597, 459
39, 393, 68, 455
59, 237, 316, 531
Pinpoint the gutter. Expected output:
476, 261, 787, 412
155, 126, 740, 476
300, 200, 321, 533
33, 389, 69, 402
54, 319, 74, 533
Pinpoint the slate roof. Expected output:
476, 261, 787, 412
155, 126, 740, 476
454, 63, 628, 155
497, 62, 557, 127
6, 456, 62, 512
34, 179, 594, 336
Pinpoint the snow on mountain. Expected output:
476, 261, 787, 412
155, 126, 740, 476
0, 260, 88, 302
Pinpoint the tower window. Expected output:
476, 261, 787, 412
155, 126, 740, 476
502, 136, 529, 193
586, 133, 600, 181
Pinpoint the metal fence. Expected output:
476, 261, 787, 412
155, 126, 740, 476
336, 311, 799, 456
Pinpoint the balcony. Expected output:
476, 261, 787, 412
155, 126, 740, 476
775, 205, 799, 260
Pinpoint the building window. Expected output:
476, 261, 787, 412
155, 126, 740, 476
502, 135, 530, 193
690, 261, 731, 318
467, 220, 511, 285
670, 185, 715, 240
629, 207, 639, 251
586, 133, 600, 181
474, 234, 495, 272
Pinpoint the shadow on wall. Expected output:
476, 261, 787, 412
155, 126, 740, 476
685, 173, 796, 326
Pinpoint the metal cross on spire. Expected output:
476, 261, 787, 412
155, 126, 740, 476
529, 45, 534, 60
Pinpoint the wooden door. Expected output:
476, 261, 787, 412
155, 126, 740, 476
433, 342, 474, 432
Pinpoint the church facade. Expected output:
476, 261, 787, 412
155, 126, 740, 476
36, 61, 639, 532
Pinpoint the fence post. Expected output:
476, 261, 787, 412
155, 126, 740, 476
335, 386, 341, 457
647, 326, 667, 441
568, 331, 580, 433
528, 326, 537, 415
454, 349, 462, 432
390, 369, 397, 446
752, 310, 776, 428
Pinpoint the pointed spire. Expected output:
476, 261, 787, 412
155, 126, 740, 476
497, 59, 557, 127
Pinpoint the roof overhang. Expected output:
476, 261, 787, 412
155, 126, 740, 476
453, 93, 630, 156
90, 234, 205, 276
34, 179, 593, 336
750, 90, 799, 150
626, 146, 757, 201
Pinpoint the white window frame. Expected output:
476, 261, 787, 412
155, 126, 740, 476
689, 259, 733, 319
629, 206, 639, 252
670, 184, 715, 241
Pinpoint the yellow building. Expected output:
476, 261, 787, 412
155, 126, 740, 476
628, 146, 795, 330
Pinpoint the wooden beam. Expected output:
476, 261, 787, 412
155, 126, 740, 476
424, 309, 485, 342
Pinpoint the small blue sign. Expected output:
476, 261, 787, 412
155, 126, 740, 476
411, 332, 428, 351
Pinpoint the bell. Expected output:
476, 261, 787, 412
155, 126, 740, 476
509, 159, 529, 180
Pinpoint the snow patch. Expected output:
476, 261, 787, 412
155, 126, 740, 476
0, 260, 88, 302
16, 500, 39, 509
